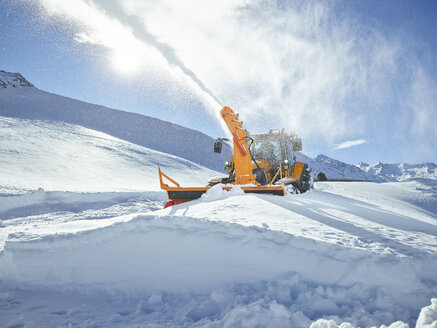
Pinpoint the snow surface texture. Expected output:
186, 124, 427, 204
0, 116, 219, 194
0, 71, 231, 171
416, 299, 437, 328
358, 161, 437, 182
0, 183, 436, 327
0, 116, 436, 327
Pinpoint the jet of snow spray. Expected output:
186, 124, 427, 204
86, 0, 226, 129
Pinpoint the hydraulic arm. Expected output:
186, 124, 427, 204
220, 106, 254, 185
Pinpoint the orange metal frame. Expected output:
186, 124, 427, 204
220, 106, 255, 185
158, 106, 288, 206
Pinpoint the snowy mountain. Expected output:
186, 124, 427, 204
297, 153, 380, 181
0, 70, 34, 88
0, 70, 230, 172
358, 161, 437, 181
299, 153, 437, 182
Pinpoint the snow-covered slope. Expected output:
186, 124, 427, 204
0, 70, 230, 171
358, 161, 437, 181
0, 116, 219, 194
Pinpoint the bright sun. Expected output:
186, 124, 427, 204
110, 50, 141, 75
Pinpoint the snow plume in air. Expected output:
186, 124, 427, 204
37, 0, 225, 126
335, 139, 368, 150
88, 0, 223, 109
409, 68, 437, 139
35, 0, 437, 151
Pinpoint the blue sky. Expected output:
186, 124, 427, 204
1, 0, 436, 164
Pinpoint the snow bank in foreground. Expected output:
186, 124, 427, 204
0, 188, 166, 220
1, 213, 436, 327
416, 299, 437, 328
310, 298, 437, 328
0, 182, 435, 327
0, 284, 435, 328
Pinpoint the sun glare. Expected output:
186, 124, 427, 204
110, 50, 141, 75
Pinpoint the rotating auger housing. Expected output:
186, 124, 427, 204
158, 106, 312, 208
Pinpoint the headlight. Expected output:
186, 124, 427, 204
284, 159, 289, 164
225, 161, 229, 166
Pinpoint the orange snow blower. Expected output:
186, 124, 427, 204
158, 106, 312, 208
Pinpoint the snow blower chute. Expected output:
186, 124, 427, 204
158, 106, 312, 208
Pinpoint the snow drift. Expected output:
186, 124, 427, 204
1, 182, 436, 327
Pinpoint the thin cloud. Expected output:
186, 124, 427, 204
335, 139, 368, 150
409, 67, 437, 139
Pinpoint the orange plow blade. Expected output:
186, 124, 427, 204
158, 167, 285, 207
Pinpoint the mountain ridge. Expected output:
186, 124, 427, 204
1, 69, 435, 182
0, 70, 231, 172
0, 70, 34, 88
358, 161, 437, 181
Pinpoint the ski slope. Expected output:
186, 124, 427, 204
0, 116, 436, 327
